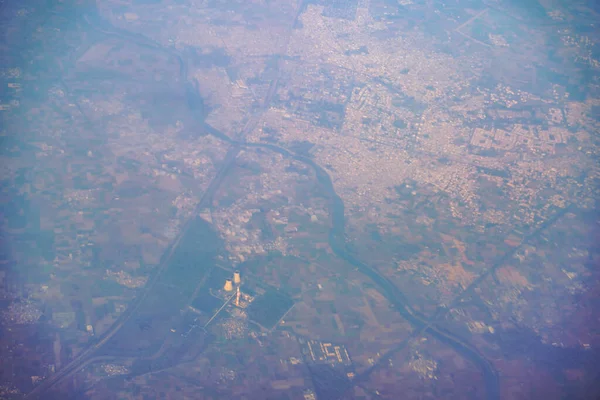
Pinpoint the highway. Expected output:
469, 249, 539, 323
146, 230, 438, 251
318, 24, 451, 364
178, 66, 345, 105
25, 145, 240, 399
347, 204, 573, 393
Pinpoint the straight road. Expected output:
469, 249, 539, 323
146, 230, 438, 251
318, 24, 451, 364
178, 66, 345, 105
26, 1, 302, 395
25, 146, 240, 399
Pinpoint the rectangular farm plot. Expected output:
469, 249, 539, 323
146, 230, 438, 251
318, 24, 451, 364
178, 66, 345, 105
247, 288, 294, 330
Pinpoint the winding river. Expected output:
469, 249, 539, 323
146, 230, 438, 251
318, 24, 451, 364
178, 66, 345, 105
34, 5, 501, 399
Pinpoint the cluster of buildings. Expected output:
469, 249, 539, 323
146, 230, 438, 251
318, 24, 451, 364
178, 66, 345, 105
303, 339, 352, 367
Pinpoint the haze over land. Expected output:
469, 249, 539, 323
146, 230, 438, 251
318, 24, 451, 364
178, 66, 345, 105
0, 0, 599, 399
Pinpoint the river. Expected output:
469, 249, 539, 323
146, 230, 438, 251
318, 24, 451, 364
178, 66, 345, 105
35, 4, 502, 399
